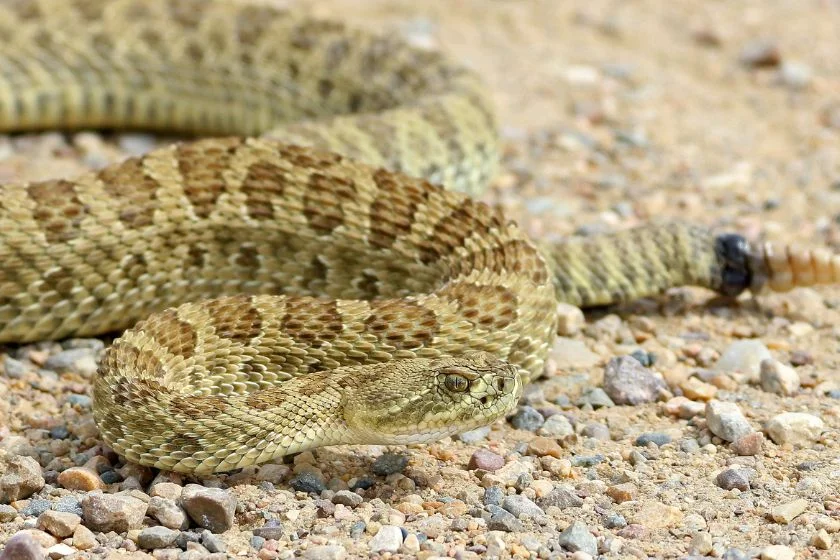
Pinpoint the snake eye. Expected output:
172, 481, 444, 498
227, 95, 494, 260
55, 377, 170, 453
444, 373, 469, 393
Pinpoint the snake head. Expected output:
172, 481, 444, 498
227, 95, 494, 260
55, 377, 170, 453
342, 352, 522, 445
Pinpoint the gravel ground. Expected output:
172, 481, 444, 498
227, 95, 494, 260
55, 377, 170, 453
1, 1, 839, 559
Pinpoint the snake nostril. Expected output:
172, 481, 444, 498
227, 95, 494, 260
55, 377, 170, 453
494, 378, 505, 392
480, 395, 492, 406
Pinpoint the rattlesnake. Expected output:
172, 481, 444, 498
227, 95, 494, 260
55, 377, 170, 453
0, 0, 835, 474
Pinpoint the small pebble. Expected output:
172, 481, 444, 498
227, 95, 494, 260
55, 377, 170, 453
487, 506, 523, 532
714, 340, 771, 379
580, 422, 610, 440
538, 486, 583, 509
468, 449, 505, 472
604, 512, 627, 529
57, 467, 105, 492
705, 400, 753, 442
555, 303, 585, 335
303, 545, 347, 560
368, 525, 403, 553
0, 454, 45, 502
759, 360, 799, 395
0, 532, 43, 560
760, 545, 795, 560
201, 529, 227, 553
71, 525, 97, 550
36, 511, 81, 538
483, 486, 504, 507
715, 468, 752, 491
770, 498, 808, 524
538, 414, 573, 437
777, 61, 812, 89
527, 436, 564, 458
680, 377, 718, 400
43, 348, 99, 377
557, 521, 598, 556
289, 471, 326, 494
606, 482, 637, 503
739, 40, 781, 68
137, 526, 179, 550
810, 528, 832, 550
456, 426, 491, 444
634, 433, 671, 447
731, 432, 764, 456
46, 543, 75, 559
0, 504, 17, 522
82, 493, 148, 533
764, 412, 824, 445
147, 496, 189, 530
502, 495, 544, 518
510, 406, 545, 431
576, 388, 614, 409
372, 453, 408, 476
331, 490, 363, 508
180, 484, 237, 533
603, 356, 667, 405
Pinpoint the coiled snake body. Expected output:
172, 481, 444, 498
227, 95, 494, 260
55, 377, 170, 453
0, 0, 835, 474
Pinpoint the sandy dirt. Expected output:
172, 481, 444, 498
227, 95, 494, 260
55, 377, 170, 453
1, 1, 839, 559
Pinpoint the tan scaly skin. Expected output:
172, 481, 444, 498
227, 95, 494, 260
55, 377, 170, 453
0, 0, 835, 474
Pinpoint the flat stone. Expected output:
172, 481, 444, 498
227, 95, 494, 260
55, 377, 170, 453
43, 348, 98, 377
138, 526, 179, 550
557, 521, 597, 556
603, 356, 667, 405
628, 501, 683, 529
731, 432, 765, 456
371, 454, 408, 476
201, 529, 227, 553
705, 400, 753, 442
538, 414, 573, 437
761, 545, 795, 560
302, 545, 347, 560
331, 490, 363, 508
538, 486, 583, 509
148, 496, 189, 530
82, 493, 147, 533
369, 525, 402, 553
714, 340, 771, 379
502, 495, 544, 518
0, 504, 17, 522
509, 406, 544, 431
527, 436, 564, 458
71, 525, 97, 550
181, 484, 237, 533
36, 510, 81, 538
468, 449, 505, 471
0, 453, 45, 502
551, 337, 602, 369
606, 483, 637, 503
487, 506, 523, 532
770, 498, 808, 524
811, 529, 832, 550
634, 432, 671, 447
46, 543, 75, 559
765, 413, 824, 445
680, 377, 718, 400
759, 360, 800, 395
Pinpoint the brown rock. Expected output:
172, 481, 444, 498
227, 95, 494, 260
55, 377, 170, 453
527, 437, 564, 458
606, 483, 638, 504
36, 510, 81, 538
57, 467, 105, 492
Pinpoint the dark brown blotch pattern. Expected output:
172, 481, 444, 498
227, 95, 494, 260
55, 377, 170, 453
177, 138, 243, 218
368, 169, 429, 249
241, 161, 288, 220
419, 198, 504, 265
98, 157, 160, 229
364, 300, 438, 350
169, 394, 228, 419
280, 298, 344, 347
303, 172, 357, 235
204, 295, 263, 344
440, 282, 518, 330
27, 180, 88, 243
137, 309, 198, 359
